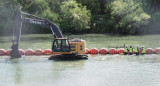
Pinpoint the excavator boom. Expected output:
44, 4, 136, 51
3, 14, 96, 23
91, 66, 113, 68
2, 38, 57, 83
10, 10, 63, 58
10, 10, 88, 60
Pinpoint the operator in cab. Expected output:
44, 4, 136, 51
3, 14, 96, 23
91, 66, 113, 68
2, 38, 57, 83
135, 45, 139, 55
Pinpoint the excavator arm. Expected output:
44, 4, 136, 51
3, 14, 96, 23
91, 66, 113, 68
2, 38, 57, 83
10, 10, 63, 58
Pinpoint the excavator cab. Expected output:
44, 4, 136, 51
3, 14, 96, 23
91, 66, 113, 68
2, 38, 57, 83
52, 38, 70, 52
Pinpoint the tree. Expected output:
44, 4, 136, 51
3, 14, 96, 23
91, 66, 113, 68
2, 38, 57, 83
1, 0, 160, 35
0, 0, 18, 35
140, 0, 160, 34
109, 0, 150, 34
59, 0, 91, 33
17, 0, 59, 34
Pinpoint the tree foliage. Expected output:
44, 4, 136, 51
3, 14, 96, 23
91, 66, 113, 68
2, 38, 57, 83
60, 0, 91, 33
110, 0, 150, 34
0, 0, 18, 35
0, 0, 160, 35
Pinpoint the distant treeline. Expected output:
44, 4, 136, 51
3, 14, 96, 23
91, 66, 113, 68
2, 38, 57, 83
0, 0, 160, 35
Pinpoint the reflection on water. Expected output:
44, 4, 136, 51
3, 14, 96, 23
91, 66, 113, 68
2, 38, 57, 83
10, 59, 23, 86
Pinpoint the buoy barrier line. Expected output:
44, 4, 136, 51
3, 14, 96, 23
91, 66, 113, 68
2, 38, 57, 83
43, 49, 52, 55
90, 48, 99, 54
19, 49, 25, 55
0, 49, 7, 56
34, 49, 43, 55
1, 48, 160, 56
118, 48, 124, 55
109, 48, 117, 55
6, 49, 11, 55
85, 48, 90, 54
99, 48, 108, 54
155, 48, 160, 54
25, 49, 35, 56
145, 48, 154, 54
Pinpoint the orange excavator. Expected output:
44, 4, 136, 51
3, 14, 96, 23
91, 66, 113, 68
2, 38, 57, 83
10, 10, 88, 60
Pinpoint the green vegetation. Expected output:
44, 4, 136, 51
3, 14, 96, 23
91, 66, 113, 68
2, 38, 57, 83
0, 0, 160, 35
110, 0, 150, 34
60, 0, 90, 33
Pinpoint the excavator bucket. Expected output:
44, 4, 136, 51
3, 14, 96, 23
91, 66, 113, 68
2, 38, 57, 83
10, 44, 21, 58
9, 10, 22, 58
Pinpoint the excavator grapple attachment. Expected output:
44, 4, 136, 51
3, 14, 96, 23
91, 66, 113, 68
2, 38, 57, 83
10, 44, 21, 58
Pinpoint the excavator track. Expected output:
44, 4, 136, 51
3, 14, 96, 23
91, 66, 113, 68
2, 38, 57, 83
49, 54, 88, 61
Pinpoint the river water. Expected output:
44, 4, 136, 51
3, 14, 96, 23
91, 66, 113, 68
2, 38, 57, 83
0, 34, 160, 86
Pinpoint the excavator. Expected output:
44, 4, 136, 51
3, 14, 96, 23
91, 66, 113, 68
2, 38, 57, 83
10, 10, 88, 60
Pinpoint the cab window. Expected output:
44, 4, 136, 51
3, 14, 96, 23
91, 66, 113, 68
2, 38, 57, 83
52, 39, 70, 52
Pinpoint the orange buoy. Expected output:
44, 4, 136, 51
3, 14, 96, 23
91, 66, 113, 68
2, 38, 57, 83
6, 49, 11, 55
146, 48, 154, 54
85, 48, 90, 54
90, 48, 99, 54
109, 48, 117, 54
99, 48, 108, 54
117, 48, 124, 54
19, 49, 25, 55
25, 49, 34, 55
43, 49, 52, 55
34, 49, 43, 55
154, 48, 160, 54
0, 49, 6, 56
